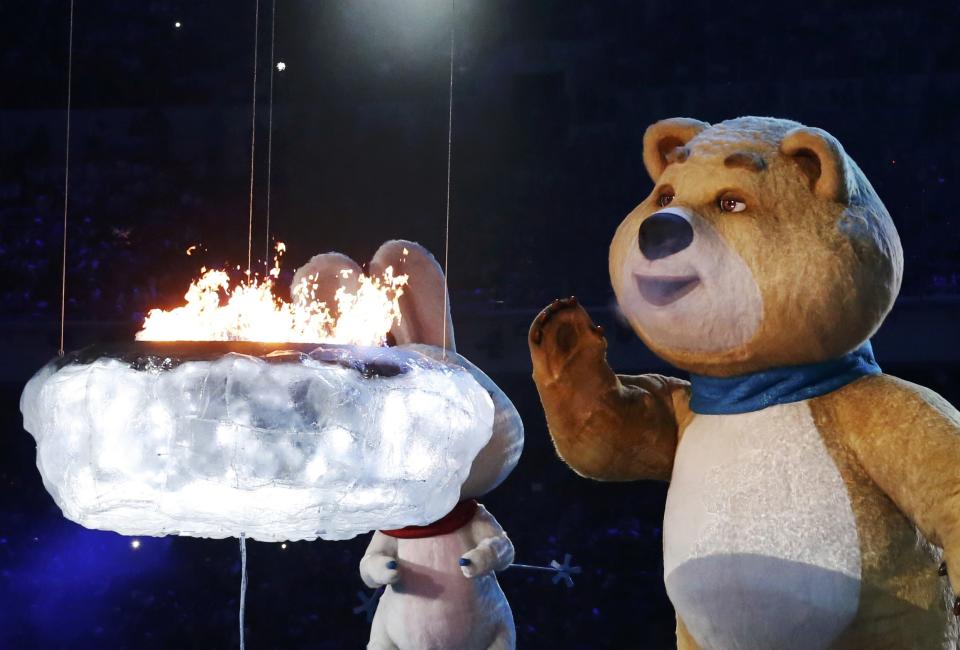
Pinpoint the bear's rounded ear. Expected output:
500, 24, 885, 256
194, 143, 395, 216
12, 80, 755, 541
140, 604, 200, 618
779, 126, 851, 203
642, 118, 710, 182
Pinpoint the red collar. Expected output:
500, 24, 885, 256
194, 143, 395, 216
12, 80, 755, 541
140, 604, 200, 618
381, 499, 479, 539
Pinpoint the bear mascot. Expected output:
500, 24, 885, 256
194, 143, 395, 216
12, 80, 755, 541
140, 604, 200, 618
528, 116, 960, 649
293, 240, 523, 650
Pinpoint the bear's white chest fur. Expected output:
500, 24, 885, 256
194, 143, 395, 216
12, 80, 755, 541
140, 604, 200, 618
663, 400, 861, 650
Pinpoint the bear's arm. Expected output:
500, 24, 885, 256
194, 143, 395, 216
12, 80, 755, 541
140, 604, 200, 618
824, 374, 960, 592
530, 300, 689, 481
542, 371, 688, 481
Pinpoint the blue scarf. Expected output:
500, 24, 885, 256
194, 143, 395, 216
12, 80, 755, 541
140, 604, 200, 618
688, 341, 882, 415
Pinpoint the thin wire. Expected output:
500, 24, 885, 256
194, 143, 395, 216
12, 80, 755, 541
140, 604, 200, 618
239, 534, 248, 650
59, 0, 76, 357
509, 563, 560, 572
246, 0, 261, 274
441, 0, 455, 357
240, 5, 259, 648
263, 0, 277, 273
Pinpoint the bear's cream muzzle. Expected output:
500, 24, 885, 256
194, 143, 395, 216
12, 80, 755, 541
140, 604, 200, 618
613, 206, 763, 354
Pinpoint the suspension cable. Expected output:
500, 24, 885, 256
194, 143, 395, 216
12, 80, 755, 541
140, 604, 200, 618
58, 0, 76, 356
246, 0, 261, 273
263, 0, 277, 272
441, 0, 455, 356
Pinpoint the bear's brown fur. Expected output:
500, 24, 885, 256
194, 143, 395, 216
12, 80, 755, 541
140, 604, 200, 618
530, 116, 960, 648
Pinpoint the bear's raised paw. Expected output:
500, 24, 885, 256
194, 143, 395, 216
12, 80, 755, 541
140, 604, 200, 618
529, 297, 606, 383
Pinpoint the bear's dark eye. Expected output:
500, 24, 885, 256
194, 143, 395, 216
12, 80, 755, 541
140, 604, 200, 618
718, 194, 747, 213
657, 192, 674, 208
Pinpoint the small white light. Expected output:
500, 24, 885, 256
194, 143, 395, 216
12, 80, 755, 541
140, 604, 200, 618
276, 62, 286, 72
281, 543, 287, 549
174, 21, 182, 29
131, 539, 141, 549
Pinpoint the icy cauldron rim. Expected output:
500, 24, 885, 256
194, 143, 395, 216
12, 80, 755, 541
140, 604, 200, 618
23, 340, 497, 541
52, 340, 435, 378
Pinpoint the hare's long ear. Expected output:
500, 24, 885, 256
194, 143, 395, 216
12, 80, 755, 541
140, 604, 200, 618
290, 252, 363, 319
369, 240, 455, 352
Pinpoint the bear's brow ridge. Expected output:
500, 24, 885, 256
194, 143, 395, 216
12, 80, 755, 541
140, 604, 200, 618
723, 151, 767, 172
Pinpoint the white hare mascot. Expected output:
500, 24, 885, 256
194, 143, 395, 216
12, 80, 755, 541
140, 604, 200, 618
293, 240, 524, 650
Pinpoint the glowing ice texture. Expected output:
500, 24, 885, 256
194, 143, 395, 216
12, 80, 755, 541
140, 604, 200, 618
20, 343, 494, 542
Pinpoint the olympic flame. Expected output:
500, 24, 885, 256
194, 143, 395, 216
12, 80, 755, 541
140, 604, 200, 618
136, 244, 407, 346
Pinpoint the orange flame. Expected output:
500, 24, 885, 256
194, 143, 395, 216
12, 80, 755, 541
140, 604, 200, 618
136, 244, 408, 346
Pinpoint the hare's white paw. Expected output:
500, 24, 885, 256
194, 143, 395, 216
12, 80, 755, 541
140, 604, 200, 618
360, 553, 401, 588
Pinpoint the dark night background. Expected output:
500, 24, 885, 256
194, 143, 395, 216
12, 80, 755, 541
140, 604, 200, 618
1, 0, 959, 648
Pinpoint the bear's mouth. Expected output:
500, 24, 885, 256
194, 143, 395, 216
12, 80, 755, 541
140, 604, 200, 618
634, 274, 700, 307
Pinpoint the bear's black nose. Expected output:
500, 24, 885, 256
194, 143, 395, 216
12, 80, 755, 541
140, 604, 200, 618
638, 212, 694, 261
